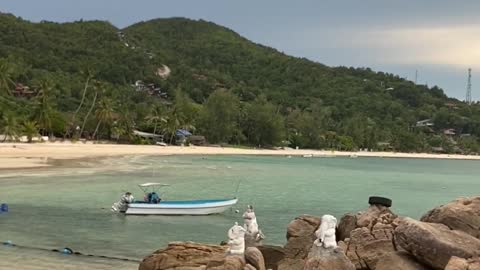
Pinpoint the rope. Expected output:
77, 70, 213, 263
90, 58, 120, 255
1, 241, 141, 263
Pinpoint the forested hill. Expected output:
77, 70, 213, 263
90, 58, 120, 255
1, 13, 480, 153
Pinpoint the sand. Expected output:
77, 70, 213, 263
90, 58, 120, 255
0, 142, 479, 170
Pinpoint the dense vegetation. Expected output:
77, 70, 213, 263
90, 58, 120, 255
1, 13, 479, 153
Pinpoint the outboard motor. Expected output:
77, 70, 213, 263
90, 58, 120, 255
111, 192, 134, 212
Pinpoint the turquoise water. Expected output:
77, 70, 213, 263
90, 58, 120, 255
1, 155, 479, 262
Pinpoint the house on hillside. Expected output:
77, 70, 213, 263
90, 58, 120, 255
134, 80, 145, 92
415, 119, 434, 128
444, 102, 458, 110
133, 80, 167, 98
443, 129, 456, 136
12, 83, 35, 97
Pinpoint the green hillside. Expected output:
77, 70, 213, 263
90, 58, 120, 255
1, 13, 479, 153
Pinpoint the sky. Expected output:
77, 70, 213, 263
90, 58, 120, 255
1, 0, 479, 100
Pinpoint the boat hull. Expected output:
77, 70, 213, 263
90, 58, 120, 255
125, 198, 238, 215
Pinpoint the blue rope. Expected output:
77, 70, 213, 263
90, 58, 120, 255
2, 240, 141, 263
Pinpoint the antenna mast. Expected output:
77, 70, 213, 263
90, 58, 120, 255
466, 68, 472, 105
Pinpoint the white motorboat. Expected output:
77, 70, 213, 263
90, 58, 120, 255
112, 183, 238, 215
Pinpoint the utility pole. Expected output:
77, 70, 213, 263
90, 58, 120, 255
414, 70, 418, 84
466, 68, 472, 105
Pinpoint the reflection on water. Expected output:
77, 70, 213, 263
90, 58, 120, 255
1, 155, 479, 264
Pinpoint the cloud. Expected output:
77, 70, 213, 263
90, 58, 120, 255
348, 25, 480, 69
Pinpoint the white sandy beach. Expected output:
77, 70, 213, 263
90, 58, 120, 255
1, 142, 479, 170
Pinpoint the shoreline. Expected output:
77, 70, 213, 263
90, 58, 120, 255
1, 142, 479, 170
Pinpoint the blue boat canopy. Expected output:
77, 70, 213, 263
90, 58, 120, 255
176, 129, 192, 137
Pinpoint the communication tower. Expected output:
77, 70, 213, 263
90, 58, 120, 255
466, 68, 472, 105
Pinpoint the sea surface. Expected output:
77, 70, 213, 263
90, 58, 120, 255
1, 155, 479, 268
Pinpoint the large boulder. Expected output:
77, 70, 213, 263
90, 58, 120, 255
245, 247, 266, 270
338, 205, 400, 269
139, 242, 245, 270
445, 256, 480, 270
336, 213, 356, 241
208, 255, 245, 270
337, 205, 398, 241
421, 196, 480, 239
278, 215, 321, 270
304, 245, 355, 270
257, 245, 285, 270
342, 224, 399, 270
244, 264, 257, 270
375, 252, 432, 270
394, 218, 480, 270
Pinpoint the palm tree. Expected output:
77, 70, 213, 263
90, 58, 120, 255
65, 70, 95, 138
92, 98, 115, 140
145, 104, 167, 136
34, 80, 54, 136
162, 109, 181, 144
0, 59, 14, 96
1, 114, 20, 142
22, 120, 39, 143
117, 109, 135, 142
111, 125, 126, 142
79, 81, 101, 138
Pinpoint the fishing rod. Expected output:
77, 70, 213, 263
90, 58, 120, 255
234, 179, 242, 199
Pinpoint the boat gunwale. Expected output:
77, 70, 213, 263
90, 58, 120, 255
128, 198, 238, 209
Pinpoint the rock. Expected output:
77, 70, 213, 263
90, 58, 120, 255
245, 247, 266, 270
286, 215, 322, 240
421, 196, 480, 239
244, 264, 257, 270
356, 205, 398, 229
207, 255, 245, 270
139, 242, 245, 270
336, 214, 356, 241
343, 225, 398, 269
222, 256, 246, 270
304, 245, 355, 270
277, 258, 304, 270
375, 252, 431, 270
339, 205, 400, 270
394, 218, 480, 270
278, 215, 321, 270
445, 256, 480, 270
257, 245, 284, 270
245, 234, 263, 248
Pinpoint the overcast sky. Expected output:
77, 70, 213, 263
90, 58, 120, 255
1, 0, 479, 100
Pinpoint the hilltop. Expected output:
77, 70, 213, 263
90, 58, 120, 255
0, 13, 479, 153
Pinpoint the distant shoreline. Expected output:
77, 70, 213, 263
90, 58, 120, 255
0, 142, 479, 170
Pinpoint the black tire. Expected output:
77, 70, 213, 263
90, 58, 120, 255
368, 196, 392, 207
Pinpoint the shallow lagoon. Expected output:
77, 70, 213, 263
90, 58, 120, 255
1, 155, 479, 260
